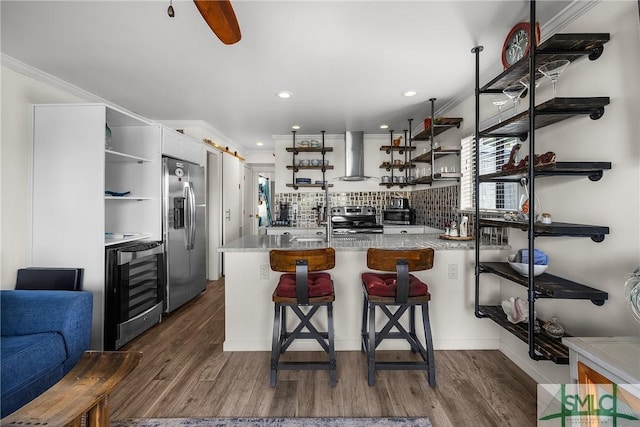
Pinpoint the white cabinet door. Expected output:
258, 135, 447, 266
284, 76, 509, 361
222, 154, 241, 244
266, 228, 305, 235
162, 127, 204, 166
266, 227, 326, 236
161, 128, 183, 159
181, 138, 205, 166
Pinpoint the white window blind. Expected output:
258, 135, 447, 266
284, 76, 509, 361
460, 135, 519, 211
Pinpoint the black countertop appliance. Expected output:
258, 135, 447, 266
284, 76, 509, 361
383, 197, 416, 225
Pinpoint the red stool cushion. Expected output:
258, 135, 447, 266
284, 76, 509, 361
275, 272, 334, 298
362, 272, 428, 298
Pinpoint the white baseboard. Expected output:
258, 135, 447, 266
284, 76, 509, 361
223, 337, 500, 352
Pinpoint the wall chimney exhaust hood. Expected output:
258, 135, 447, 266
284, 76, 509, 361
339, 131, 371, 181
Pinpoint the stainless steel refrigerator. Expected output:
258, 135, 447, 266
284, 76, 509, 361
162, 156, 206, 313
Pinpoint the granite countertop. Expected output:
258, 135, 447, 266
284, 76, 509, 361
219, 233, 509, 252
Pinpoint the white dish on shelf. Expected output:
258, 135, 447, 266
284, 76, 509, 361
507, 254, 548, 277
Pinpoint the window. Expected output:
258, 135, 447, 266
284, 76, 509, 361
460, 135, 519, 211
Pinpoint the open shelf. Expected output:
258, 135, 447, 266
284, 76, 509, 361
105, 196, 152, 200
413, 146, 462, 163
477, 305, 570, 364
105, 149, 151, 163
479, 162, 611, 182
412, 117, 463, 141
380, 145, 416, 155
479, 218, 609, 241
480, 262, 608, 304
379, 182, 415, 188
473, 27, 611, 366
286, 147, 333, 154
480, 97, 610, 138
286, 183, 333, 189
286, 165, 334, 171
379, 162, 416, 171
481, 33, 610, 93
413, 174, 461, 185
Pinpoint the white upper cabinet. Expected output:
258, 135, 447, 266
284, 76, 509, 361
161, 126, 205, 166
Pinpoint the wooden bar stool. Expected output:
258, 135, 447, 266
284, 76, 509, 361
361, 248, 436, 387
269, 247, 337, 387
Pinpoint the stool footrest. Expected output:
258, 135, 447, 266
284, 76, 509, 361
277, 361, 335, 370
283, 332, 329, 340
371, 361, 430, 370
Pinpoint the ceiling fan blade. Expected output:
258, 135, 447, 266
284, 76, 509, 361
194, 0, 241, 45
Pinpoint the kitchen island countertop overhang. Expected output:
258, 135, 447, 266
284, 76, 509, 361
219, 233, 509, 352
219, 233, 507, 252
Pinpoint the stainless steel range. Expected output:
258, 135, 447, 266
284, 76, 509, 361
330, 206, 383, 234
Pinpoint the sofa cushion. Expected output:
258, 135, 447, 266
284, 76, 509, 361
1, 332, 66, 399
1, 290, 92, 373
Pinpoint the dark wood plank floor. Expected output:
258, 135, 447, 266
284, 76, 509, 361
111, 279, 537, 426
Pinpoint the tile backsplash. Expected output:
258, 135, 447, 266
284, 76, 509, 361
273, 187, 508, 245
410, 186, 459, 230
273, 191, 411, 226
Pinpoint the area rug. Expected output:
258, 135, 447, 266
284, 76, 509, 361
111, 417, 432, 427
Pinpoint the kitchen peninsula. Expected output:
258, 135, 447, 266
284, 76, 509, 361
219, 233, 508, 352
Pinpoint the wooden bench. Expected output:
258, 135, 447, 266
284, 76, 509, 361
2, 351, 142, 427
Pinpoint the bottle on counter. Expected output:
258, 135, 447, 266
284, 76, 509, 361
460, 216, 469, 238
449, 221, 459, 237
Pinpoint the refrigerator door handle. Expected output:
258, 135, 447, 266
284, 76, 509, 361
186, 182, 196, 250
182, 183, 191, 249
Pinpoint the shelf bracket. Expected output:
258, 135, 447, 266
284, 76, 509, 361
589, 106, 605, 120
474, 309, 489, 319
591, 235, 605, 243
588, 170, 604, 182
590, 299, 606, 306
518, 133, 528, 142
588, 45, 605, 61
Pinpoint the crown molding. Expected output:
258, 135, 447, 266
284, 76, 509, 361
3, 53, 112, 105
159, 119, 245, 155
2, 53, 243, 153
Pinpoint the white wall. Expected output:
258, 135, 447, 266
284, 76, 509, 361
0, 65, 86, 288
441, 0, 640, 383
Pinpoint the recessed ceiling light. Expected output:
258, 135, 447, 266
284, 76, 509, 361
403, 90, 417, 97
380, 124, 389, 129
292, 125, 300, 130
256, 142, 264, 146
277, 91, 293, 99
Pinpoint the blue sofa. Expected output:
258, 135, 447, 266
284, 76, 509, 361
0, 290, 93, 417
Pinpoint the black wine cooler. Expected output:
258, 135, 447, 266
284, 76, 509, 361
105, 241, 164, 350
